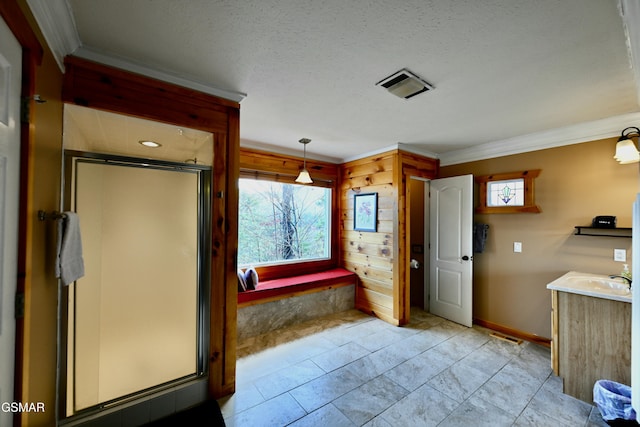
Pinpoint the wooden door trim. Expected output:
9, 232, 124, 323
0, 4, 43, 426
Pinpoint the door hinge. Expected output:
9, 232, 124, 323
21, 97, 30, 123
21, 95, 46, 123
15, 292, 25, 319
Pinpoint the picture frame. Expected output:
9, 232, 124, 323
354, 193, 378, 232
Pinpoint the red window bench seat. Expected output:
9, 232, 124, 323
237, 267, 357, 307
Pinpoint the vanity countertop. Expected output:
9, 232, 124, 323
546, 271, 631, 303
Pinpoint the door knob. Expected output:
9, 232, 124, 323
462, 255, 472, 261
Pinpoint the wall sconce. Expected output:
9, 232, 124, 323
295, 138, 313, 184
614, 127, 640, 164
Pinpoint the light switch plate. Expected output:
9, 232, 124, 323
514, 242, 522, 253
614, 248, 626, 262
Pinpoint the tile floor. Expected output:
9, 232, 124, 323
218, 308, 611, 426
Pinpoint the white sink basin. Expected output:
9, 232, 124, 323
546, 271, 631, 302
563, 275, 630, 291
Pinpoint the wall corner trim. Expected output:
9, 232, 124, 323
26, 0, 80, 72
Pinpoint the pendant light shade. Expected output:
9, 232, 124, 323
295, 138, 313, 184
295, 169, 313, 184
614, 127, 640, 164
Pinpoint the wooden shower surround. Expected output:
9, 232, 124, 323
62, 56, 240, 398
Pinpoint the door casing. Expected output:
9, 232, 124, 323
0, 14, 22, 427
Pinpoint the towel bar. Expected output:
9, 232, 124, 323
37, 210, 67, 221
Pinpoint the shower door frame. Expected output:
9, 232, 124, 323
58, 150, 212, 421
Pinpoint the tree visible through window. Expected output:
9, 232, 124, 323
238, 179, 330, 266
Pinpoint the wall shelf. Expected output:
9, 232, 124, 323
574, 226, 632, 238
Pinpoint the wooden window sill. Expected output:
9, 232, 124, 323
237, 268, 357, 308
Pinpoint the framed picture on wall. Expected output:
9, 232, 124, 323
354, 193, 378, 232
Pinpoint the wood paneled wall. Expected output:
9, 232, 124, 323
339, 150, 437, 325
240, 147, 339, 183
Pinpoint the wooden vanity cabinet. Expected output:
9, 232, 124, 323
551, 290, 631, 403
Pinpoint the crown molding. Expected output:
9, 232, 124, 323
73, 47, 247, 103
341, 143, 439, 163
341, 144, 402, 163
396, 143, 440, 161
26, 0, 80, 72
240, 140, 440, 165
439, 112, 640, 166
240, 139, 342, 164
25, 0, 246, 103
621, 0, 640, 106
340, 112, 640, 166
26, 0, 640, 166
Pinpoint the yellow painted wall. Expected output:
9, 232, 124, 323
440, 137, 638, 339
16, 1, 64, 425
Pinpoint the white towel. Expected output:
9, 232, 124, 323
56, 212, 85, 286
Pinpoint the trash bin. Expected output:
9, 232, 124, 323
594, 380, 637, 424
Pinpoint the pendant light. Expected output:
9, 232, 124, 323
295, 138, 313, 184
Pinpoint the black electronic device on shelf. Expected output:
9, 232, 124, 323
592, 216, 617, 229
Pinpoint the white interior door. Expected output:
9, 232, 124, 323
0, 15, 22, 426
429, 175, 473, 327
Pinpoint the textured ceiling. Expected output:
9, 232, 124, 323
64, 0, 638, 163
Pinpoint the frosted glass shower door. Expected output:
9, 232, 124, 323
69, 160, 201, 411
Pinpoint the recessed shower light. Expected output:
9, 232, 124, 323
139, 140, 162, 148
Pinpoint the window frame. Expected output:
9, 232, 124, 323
475, 169, 541, 214
238, 149, 339, 281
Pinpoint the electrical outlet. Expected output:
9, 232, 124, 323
514, 242, 522, 253
614, 248, 626, 262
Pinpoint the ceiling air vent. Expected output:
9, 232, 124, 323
376, 69, 434, 100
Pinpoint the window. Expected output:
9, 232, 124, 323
475, 170, 541, 213
238, 178, 331, 267
487, 178, 525, 207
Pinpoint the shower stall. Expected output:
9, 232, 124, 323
59, 105, 214, 422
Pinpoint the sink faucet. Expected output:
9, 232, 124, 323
610, 275, 632, 289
